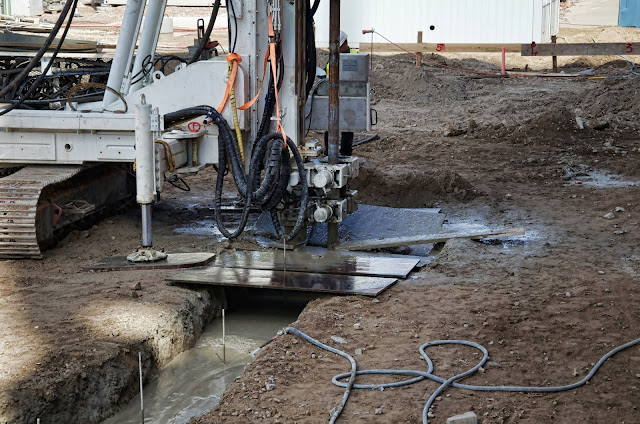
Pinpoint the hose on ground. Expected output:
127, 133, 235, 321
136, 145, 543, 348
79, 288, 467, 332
285, 327, 356, 424
284, 327, 640, 424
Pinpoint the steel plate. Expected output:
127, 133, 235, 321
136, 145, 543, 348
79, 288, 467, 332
86, 253, 216, 271
167, 267, 397, 296
213, 247, 419, 278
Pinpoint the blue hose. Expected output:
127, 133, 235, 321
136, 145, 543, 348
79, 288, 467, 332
284, 327, 640, 424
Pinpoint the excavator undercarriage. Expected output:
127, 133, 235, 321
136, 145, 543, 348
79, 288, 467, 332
0, 165, 133, 258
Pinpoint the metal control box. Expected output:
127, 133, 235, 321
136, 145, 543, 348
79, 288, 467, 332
307, 53, 371, 132
336, 53, 369, 82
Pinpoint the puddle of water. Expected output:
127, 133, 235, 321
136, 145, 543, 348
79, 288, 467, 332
254, 205, 443, 256
479, 228, 541, 249
102, 304, 302, 424
443, 219, 542, 251
173, 219, 222, 237
174, 217, 258, 240
565, 169, 640, 188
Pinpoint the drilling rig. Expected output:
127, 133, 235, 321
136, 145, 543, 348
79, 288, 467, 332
0, 0, 371, 259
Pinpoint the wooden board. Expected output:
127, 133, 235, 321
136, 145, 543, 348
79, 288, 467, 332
0, 31, 97, 52
368, 43, 521, 54
367, 42, 638, 58
521, 42, 638, 57
85, 253, 215, 271
337, 228, 526, 251
167, 267, 397, 297
506, 71, 583, 78
0, 50, 113, 59
213, 247, 420, 278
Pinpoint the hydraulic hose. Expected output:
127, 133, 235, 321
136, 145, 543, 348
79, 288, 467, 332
165, 106, 308, 242
286, 327, 356, 424
0, 0, 79, 116
305, 0, 318, 97
269, 142, 309, 242
187, 0, 222, 64
284, 327, 640, 424
0, 0, 76, 100
256, 75, 276, 142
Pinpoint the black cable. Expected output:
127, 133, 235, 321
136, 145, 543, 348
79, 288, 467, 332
154, 54, 188, 74
256, 74, 276, 142
305, 0, 317, 97
227, 0, 238, 53
0, 0, 75, 99
267, 140, 309, 242
311, 0, 321, 16
187, 0, 222, 64
129, 55, 153, 85
0, 0, 79, 117
166, 175, 191, 191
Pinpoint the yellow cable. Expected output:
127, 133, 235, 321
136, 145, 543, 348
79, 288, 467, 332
228, 61, 245, 165
155, 140, 175, 172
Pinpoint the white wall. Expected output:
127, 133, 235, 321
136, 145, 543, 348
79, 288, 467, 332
11, 0, 43, 16
314, 0, 560, 47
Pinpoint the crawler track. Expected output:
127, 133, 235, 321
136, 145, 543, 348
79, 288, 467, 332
0, 165, 133, 259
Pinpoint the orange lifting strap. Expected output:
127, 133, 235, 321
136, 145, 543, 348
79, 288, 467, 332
239, 10, 286, 147
217, 52, 242, 113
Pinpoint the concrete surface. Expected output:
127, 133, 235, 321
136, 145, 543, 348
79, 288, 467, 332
563, 0, 620, 27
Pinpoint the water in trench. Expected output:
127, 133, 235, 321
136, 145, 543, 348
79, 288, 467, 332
102, 302, 304, 424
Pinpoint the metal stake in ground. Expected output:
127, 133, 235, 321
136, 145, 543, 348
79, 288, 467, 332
138, 351, 144, 424
222, 308, 226, 364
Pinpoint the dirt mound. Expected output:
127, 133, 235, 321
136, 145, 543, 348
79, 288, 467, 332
581, 77, 640, 125
370, 55, 469, 103
352, 162, 480, 208
477, 106, 580, 146
479, 77, 640, 146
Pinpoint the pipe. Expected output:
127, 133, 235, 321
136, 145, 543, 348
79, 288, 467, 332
129, 0, 168, 93
327, 0, 340, 165
295, 0, 307, 148
141, 204, 152, 247
103, 0, 146, 107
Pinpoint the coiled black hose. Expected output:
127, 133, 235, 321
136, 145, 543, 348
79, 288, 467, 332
164, 106, 308, 242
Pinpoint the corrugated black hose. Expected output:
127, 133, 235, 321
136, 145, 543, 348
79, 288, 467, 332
164, 106, 308, 242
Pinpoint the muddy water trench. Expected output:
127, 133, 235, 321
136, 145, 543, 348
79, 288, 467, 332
102, 294, 307, 424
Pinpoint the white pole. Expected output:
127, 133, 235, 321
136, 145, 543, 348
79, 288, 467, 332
103, 0, 147, 107
129, 0, 169, 93
138, 351, 144, 424
222, 309, 226, 363
135, 97, 155, 205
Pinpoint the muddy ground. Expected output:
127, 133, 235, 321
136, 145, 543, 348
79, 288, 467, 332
1, 4, 640, 424
194, 33, 640, 424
